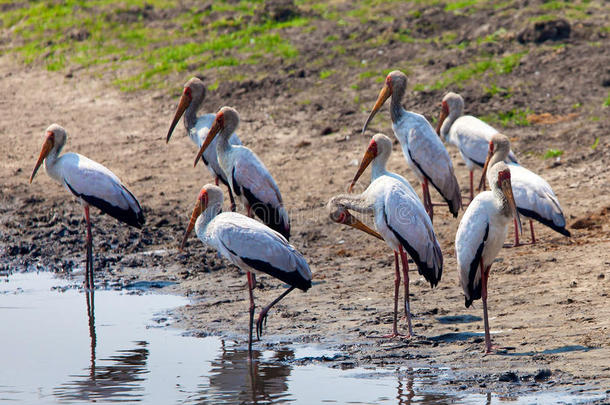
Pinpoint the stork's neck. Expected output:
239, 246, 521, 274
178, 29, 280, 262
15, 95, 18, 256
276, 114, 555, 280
330, 193, 374, 215
440, 106, 461, 139
44, 143, 64, 183
390, 85, 406, 123
371, 155, 389, 181
183, 95, 203, 131
215, 128, 234, 156
195, 203, 222, 242
489, 148, 509, 169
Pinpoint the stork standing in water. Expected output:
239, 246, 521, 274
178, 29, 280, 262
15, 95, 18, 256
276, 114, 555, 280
362, 70, 461, 223
328, 134, 443, 338
166, 77, 242, 211
29, 124, 144, 290
436, 92, 518, 201
455, 161, 521, 353
479, 133, 571, 246
181, 185, 311, 351
193, 107, 290, 240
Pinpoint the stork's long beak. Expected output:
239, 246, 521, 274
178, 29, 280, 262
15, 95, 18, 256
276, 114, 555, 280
478, 146, 494, 192
435, 104, 448, 137
346, 213, 384, 240
500, 178, 522, 236
362, 83, 391, 135
29, 132, 54, 184
166, 89, 192, 143
194, 117, 222, 167
180, 199, 204, 251
348, 146, 376, 192
330, 208, 383, 240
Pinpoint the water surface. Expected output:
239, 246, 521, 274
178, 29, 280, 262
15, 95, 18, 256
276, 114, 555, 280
0, 272, 605, 404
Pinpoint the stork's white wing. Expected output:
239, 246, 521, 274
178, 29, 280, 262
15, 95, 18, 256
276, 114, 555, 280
209, 213, 311, 289
231, 148, 283, 207
58, 153, 143, 227
395, 115, 461, 213
382, 180, 443, 285
510, 164, 566, 229
452, 115, 518, 166
455, 193, 493, 301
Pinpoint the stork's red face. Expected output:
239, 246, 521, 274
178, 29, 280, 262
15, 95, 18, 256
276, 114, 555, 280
348, 139, 378, 192
180, 188, 209, 251
166, 86, 194, 143
497, 167, 522, 235
497, 168, 511, 187
29, 131, 55, 184
193, 111, 225, 168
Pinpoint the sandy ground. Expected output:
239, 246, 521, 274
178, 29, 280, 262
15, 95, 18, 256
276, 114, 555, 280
1, 52, 609, 397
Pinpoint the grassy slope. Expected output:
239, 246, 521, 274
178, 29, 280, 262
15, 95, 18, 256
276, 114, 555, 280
0, 0, 607, 131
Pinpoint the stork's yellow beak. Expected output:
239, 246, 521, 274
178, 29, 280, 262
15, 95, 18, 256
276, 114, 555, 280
167, 88, 192, 143
29, 131, 54, 184
362, 83, 391, 135
348, 141, 377, 192
194, 114, 223, 167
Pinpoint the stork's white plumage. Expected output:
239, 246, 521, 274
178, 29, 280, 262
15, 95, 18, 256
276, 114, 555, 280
193, 106, 290, 240
436, 92, 518, 200
29, 124, 144, 290
362, 71, 461, 223
455, 162, 521, 353
479, 133, 571, 246
167, 77, 242, 210
329, 134, 443, 338
181, 185, 311, 351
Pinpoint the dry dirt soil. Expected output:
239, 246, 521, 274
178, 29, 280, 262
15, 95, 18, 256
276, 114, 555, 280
1, 5, 609, 398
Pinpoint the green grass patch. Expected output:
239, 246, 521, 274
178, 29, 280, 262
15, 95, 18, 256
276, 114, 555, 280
445, 0, 481, 12
591, 137, 600, 150
543, 149, 564, 159
604, 92, 610, 107
319, 69, 335, 79
414, 52, 526, 92
2, 0, 307, 90
481, 108, 532, 127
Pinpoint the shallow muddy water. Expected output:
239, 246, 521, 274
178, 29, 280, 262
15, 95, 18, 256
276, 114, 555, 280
0, 272, 605, 404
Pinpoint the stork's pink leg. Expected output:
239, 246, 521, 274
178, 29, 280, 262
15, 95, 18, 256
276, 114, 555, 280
480, 258, 493, 354
256, 286, 295, 339
247, 271, 256, 353
247, 205, 253, 218
381, 252, 406, 338
84, 205, 94, 291
513, 218, 521, 247
399, 246, 413, 338
215, 176, 220, 186
529, 220, 536, 244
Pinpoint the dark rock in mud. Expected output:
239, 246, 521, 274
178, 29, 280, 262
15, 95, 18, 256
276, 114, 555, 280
498, 371, 519, 382
106, 4, 158, 24
518, 19, 571, 44
534, 369, 552, 382
67, 28, 90, 42
260, 0, 300, 23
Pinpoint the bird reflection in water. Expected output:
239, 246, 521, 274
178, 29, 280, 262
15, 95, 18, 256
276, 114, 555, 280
193, 341, 293, 404
395, 368, 457, 405
53, 290, 150, 403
